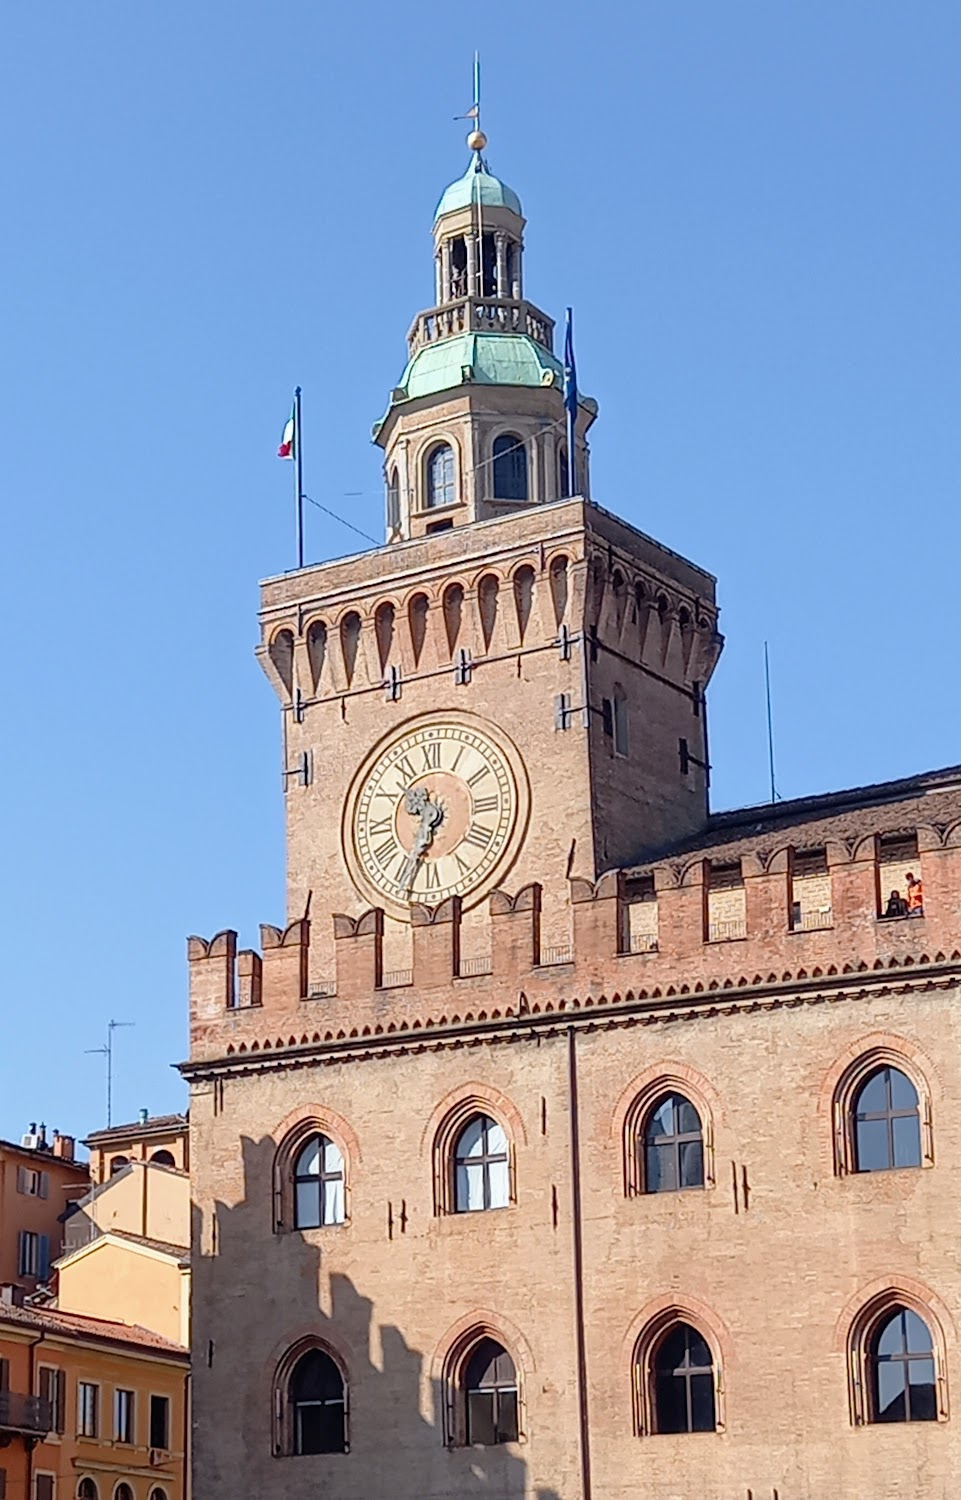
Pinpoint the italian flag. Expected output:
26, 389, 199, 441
277, 409, 295, 460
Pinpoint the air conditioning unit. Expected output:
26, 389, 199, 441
149, 1449, 169, 1467
20, 1134, 40, 1150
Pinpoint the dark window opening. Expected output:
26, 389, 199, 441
109, 1155, 129, 1177
643, 1094, 704, 1193
481, 233, 497, 297
291, 1349, 347, 1455
149, 1150, 176, 1168
652, 1323, 716, 1433
853, 1067, 922, 1173
869, 1308, 937, 1423
558, 447, 570, 498
450, 238, 467, 299
387, 469, 400, 533
149, 1394, 170, 1450
425, 518, 454, 534
492, 435, 528, 501
464, 1339, 518, 1445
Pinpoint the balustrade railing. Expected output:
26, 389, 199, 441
0, 1391, 53, 1436
707, 918, 747, 943
539, 945, 574, 967
380, 969, 413, 990
628, 933, 660, 955
407, 297, 555, 356
307, 980, 337, 999
458, 954, 493, 977
791, 907, 834, 932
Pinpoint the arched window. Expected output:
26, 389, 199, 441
113, 1486, 134, 1500
77, 1482, 98, 1500
386, 467, 400, 533
149, 1490, 169, 1500
108, 1156, 128, 1177
464, 1339, 518, 1445
651, 1322, 716, 1433
492, 435, 528, 501
289, 1348, 347, 1454
868, 1307, 937, 1423
426, 444, 455, 509
294, 1135, 345, 1229
150, 1149, 176, 1168
853, 1066, 922, 1172
643, 1094, 704, 1193
454, 1115, 509, 1212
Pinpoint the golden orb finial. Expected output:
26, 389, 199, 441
467, 128, 487, 153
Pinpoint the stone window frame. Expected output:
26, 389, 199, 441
831, 1048, 933, 1178
426, 1085, 525, 1218
271, 1109, 358, 1235
621, 1074, 716, 1198
490, 429, 529, 503
847, 1289, 949, 1427
272, 1337, 350, 1458
440, 1323, 526, 1449
631, 1307, 725, 1437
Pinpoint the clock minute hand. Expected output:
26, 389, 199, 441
400, 788, 444, 895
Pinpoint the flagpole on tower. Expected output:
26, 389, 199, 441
295, 385, 304, 569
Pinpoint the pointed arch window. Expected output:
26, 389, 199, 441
492, 435, 528, 501
454, 1115, 509, 1212
464, 1339, 518, 1445
868, 1307, 937, 1423
426, 444, 455, 509
853, 1066, 922, 1172
642, 1093, 704, 1193
651, 1323, 716, 1433
289, 1349, 347, 1454
77, 1483, 99, 1500
294, 1134, 345, 1228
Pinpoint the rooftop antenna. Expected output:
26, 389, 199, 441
764, 641, 780, 804
85, 1019, 135, 1127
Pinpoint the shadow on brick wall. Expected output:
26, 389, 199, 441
191, 1132, 562, 1500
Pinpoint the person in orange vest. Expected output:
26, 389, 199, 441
906, 872, 924, 916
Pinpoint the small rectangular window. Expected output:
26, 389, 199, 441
612, 696, 629, 757
877, 831, 922, 919
18, 1232, 38, 1277
114, 1388, 135, 1445
706, 859, 746, 942
0, 1358, 9, 1392
34, 1476, 54, 1500
0, 1466, 7, 1499
790, 847, 832, 931
38, 1368, 64, 1434
78, 1382, 99, 1438
149, 1394, 170, 1450
622, 875, 658, 954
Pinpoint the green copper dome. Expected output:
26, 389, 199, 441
398, 332, 561, 401
434, 162, 522, 221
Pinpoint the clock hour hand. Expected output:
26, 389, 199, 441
400, 787, 444, 894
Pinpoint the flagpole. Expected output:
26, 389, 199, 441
294, 385, 304, 569
565, 308, 576, 498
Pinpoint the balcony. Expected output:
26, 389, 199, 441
707, 918, 747, 944
0, 1390, 53, 1440
406, 297, 555, 357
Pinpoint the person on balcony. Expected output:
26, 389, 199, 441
906, 872, 924, 916
884, 889, 908, 918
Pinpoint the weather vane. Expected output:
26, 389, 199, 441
456, 51, 487, 157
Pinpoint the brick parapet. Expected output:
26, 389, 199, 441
187, 838, 961, 1063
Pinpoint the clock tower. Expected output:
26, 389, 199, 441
258, 134, 723, 980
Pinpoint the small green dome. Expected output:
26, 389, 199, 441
398, 332, 561, 401
434, 162, 522, 221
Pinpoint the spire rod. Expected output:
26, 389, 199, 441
459, 52, 488, 161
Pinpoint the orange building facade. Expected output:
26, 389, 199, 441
0, 1135, 89, 1296
0, 1302, 187, 1500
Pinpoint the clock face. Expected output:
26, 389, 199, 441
347, 718, 525, 911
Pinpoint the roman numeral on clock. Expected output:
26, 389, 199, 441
472, 795, 499, 814
420, 862, 441, 891
373, 836, 398, 867
466, 766, 491, 788
463, 822, 494, 849
420, 741, 441, 770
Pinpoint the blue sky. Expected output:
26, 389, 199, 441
1, 3, 958, 1144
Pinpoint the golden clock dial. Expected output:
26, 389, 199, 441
349, 720, 521, 909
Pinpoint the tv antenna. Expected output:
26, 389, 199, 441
86, 1019, 135, 1127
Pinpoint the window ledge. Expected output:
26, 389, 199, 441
876, 913, 925, 924
416, 499, 465, 518
787, 923, 834, 935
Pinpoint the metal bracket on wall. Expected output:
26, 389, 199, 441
283, 750, 312, 789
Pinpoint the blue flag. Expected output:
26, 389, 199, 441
563, 307, 577, 419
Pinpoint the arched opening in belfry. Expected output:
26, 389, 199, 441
478, 573, 499, 651
492, 435, 528, 502
480, 234, 497, 298
450, 238, 467, 299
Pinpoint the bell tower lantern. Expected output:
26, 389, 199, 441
373, 131, 597, 541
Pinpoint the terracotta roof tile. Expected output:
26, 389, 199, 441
0, 1301, 187, 1355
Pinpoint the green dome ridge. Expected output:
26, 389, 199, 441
434, 162, 522, 221
398, 332, 562, 402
